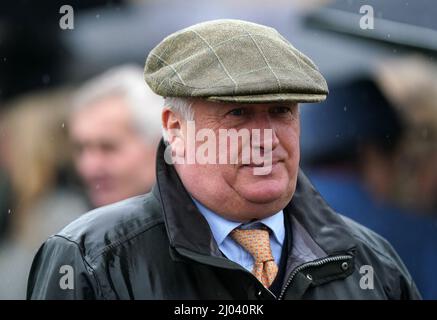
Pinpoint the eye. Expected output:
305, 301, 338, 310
100, 141, 118, 153
270, 106, 292, 114
227, 108, 247, 116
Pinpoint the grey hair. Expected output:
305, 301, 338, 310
71, 64, 163, 142
162, 97, 194, 141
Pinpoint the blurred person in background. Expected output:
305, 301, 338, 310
376, 56, 437, 214
0, 89, 88, 299
69, 65, 163, 208
301, 56, 437, 299
0, 64, 162, 299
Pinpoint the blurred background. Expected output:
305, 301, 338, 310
0, 0, 436, 299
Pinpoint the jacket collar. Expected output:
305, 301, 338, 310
153, 139, 357, 261
153, 140, 221, 257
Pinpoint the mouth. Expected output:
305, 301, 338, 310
241, 159, 283, 168
88, 177, 113, 192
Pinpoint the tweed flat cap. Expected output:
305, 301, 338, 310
144, 19, 328, 103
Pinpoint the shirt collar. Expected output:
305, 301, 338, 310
192, 197, 285, 246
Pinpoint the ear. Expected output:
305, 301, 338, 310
162, 108, 185, 159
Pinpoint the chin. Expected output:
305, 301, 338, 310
239, 180, 292, 204
235, 189, 293, 221
236, 164, 295, 201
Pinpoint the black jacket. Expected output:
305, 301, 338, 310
27, 141, 421, 300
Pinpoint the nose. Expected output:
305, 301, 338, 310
77, 148, 105, 180
249, 113, 279, 151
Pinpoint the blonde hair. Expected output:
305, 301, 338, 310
0, 89, 72, 234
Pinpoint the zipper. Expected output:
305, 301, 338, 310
277, 254, 353, 300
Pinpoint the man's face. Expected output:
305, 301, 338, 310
70, 95, 156, 207
167, 100, 300, 222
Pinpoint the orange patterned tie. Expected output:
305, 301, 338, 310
230, 227, 278, 288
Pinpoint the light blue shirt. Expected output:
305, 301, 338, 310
192, 198, 285, 272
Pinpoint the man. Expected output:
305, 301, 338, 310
69, 65, 163, 207
27, 20, 420, 299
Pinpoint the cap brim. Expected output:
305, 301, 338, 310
207, 93, 327, 104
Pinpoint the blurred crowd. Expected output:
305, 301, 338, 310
0, 65, 163, 298
300, 56, 437, 299
0, 0, 436, 299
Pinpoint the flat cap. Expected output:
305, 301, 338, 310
144, 19, 328, 104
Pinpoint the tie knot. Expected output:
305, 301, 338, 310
230, 228, 274, 263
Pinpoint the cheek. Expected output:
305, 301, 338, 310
76, 160, 89, 178
279, 129, 300, 181
290, 138, 300, 163
105, 146, 137, 177
199, 163, 236, 192
177, 162, 228, 199
289, 149, 300, 178
281, 126, 300, 157
119, 144, 151, 170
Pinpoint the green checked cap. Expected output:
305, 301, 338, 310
144, 19, 328, 104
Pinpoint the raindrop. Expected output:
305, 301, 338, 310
61, 122, 65, 128
8, 209, 12, 215
96, 14, 100, 19
343, 106, 347, 112
95, 184, 100, 190
387, 33, 391, 38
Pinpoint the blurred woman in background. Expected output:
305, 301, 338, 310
0, 89, 87, 299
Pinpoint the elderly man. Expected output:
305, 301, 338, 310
27, 20, 420, 300
69, 65, 163, 207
